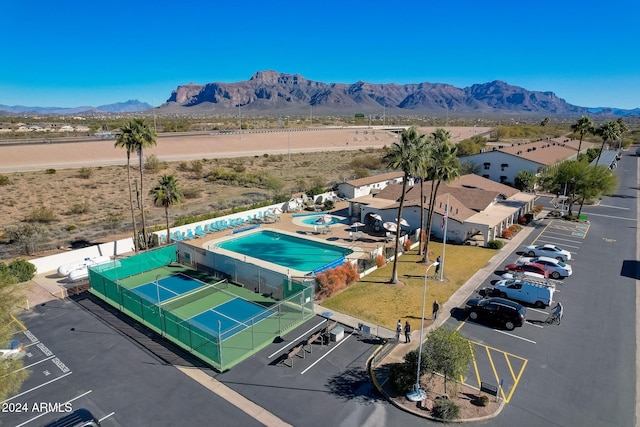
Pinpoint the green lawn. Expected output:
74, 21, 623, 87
321, 242, 496, 330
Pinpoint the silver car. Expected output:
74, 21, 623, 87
525, 244, 572, 261
517, 256, 572, 279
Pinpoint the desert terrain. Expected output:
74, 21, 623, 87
0, 127, 490, 260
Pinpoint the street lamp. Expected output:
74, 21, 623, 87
407, 261, 439, 402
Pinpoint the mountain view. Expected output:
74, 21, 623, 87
2, 71, 638, 117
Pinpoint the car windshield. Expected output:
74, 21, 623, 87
556, 260, 566, 267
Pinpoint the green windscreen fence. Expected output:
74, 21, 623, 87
88, 246, 314, 371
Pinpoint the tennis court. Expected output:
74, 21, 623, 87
131, 274, 207, 304
88, 245, 315, 371
187, 298, 276, 340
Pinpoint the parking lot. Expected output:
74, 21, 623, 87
443, 151, 638, 426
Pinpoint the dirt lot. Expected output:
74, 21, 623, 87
0, 127, 490, 260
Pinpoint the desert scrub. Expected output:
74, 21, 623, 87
26, 206, 57, 223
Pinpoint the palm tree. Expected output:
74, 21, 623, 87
570, 116, 594, 156
422, 132, 460, 260
413, 136, 430, 256
114, 121, 140, 251
615, 118, 629, 150
595, 120, 621, 166
384, 126, 421, 284
150, 174, 183, 244
130, 118, 157, 249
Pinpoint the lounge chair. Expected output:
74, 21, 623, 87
194, 226, 207, 237
186, 229, 196, 239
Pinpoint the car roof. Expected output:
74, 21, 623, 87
485, 297, 524, 309
533, 256, 560, 263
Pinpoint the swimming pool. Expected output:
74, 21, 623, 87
217, 230, 353, 273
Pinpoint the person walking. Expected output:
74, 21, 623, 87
552, 302, 563, 325
434, 256, 441, 278
432, 300, 440, 320
396, 319, 402, 341
404, 321, 411, 343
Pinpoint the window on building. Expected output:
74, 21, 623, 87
500, 176, 508, 183
501, 163, 508, 171
482, 174, 490, 179
483, 162, 491, 170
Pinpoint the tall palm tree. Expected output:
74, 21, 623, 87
595, 120, 621, 166
570, 116, 594, 156
150, 174, 183, 244
413, 136, 430, 256
384, 126, 421, 284
114, 121, 139, 251
422, 133, 460, 260
130, 118, 157, 249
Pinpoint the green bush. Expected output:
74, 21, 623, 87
3, 259, 37, 282
432, 398, 460, 420
45, 168, 56, 174
66, 225, 77, 231
145, 154, 165, 173
487, 240, 504, 249
0, 174, 10, 185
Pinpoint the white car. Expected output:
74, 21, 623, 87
524, 244, 571, 261
0, 340, 26, 361
518, 256, 572, 279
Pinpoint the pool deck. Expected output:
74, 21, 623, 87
187, 201, 391, 262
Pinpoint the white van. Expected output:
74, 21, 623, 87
494, 278, 554, 308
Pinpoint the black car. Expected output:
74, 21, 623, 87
465, 297, 526, 331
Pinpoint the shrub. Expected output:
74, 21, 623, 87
376, 254, 386, 267
432, 398, 461, 420
0, 174, 10, 185
403, 238, 412, 252
533, 205, 543, 213
518, 216, 528, 225
177, 161, 189, 171
70, 201, 90, 214
474, 395, 490, 407
501, 229, 512, 239
25, 206, 57, 223
0, 259, 37, 282
45, 168, 56, 174
77, 167, 93, 179
315, 263, 360, 299
66, 225, 77, 231
145, 154, 164, 173
509, 224, 519, 233
487, 240, 504, 249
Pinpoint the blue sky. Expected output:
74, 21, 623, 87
2, 0, 639, 109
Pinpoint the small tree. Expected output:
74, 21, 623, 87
514, 170, 537, 191
422, 326, 474, 394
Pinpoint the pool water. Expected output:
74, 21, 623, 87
301, 215, 346, 226
218, 230, 352, 273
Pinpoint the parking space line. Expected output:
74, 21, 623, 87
535, 237, 582, 248
300, 331, 355, 375
99, 412, 116, 423
15, 390, 92, 427
468, 340, 528, 404
493, 329, 536, 344
267, 320, 326, 359
1, 372, 73, 403
15, 355, 55, 372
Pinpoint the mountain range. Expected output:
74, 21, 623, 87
1, 71, 638, 117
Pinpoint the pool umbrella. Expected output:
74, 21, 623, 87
383, 222, 399, 233
396, 218, 409, 227
351, 221, 365, 231
370, 213, 382, 222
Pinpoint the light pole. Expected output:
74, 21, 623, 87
407, 261, 439, 402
